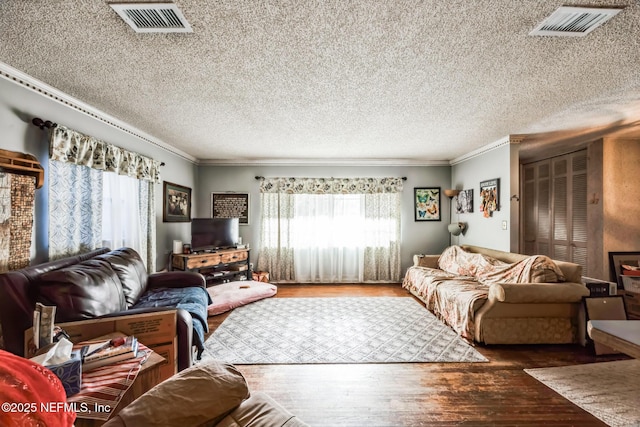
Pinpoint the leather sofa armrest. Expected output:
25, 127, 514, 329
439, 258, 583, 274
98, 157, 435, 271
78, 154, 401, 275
148, 271, 206, 289
488, 282, 590, 304
413, 254, 439, 268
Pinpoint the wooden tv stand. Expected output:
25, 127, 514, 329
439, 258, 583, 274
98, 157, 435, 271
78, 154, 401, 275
171, 248, 250, 286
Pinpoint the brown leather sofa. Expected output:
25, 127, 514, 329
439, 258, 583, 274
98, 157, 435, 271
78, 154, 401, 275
0, 247, 208, 371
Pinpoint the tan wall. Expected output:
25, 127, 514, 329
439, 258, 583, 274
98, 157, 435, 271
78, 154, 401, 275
587, 140, 604, 279
600, 138, 640, 280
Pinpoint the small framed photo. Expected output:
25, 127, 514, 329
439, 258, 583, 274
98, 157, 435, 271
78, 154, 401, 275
211, 192, 250, 225
608, 251, 640, 289
479, 178, 499, 218
455, 189, 474, 214
163, 181, 191, 222
414, 187, 441, 221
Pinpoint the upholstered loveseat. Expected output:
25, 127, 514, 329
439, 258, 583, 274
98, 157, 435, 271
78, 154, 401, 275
0, 247, 210, 371
403, 245, 590, 345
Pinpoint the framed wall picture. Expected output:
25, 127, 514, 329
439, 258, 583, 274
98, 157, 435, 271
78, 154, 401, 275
479, 178, 499, 218
608, 251, 640, 288
211, 192, 250, 225
163, 181, 191, 222
455, 189, 473, 214
414, 187, 441, 221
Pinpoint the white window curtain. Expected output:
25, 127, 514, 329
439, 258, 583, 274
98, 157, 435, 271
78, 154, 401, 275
256, 177, 403, 283
48, 125, 159, 272
102, 173, 155, 269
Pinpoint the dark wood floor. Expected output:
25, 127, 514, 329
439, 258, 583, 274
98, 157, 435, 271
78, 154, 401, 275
206, 284, 625, 426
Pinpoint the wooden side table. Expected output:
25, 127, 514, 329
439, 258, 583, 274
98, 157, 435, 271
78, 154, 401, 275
73, 348, 165, 427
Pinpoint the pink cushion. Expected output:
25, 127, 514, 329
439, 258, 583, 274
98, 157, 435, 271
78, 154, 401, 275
206, 281, 277, 316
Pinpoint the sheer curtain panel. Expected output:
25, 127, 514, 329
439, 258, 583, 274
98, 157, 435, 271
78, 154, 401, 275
48, 160, 103, 260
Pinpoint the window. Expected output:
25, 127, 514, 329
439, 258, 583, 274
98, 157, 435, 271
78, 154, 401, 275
257, 178, 403, 283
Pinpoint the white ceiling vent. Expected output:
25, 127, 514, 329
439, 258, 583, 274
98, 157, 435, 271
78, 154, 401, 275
110, 3, 192, 33
530, 6, 623, 37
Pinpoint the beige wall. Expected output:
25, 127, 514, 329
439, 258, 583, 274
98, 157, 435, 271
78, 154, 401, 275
451, 142, 512, 252
589, 138, 640, 280
603, 138, 640, 279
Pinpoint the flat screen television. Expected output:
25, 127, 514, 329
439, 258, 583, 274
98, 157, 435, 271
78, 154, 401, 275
191, 218, 239, 252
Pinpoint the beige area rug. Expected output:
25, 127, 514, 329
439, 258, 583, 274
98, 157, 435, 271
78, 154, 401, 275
525, 360, 640, 427
201, 297, 488, 364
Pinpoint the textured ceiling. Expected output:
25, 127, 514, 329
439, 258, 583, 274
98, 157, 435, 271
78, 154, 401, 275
1, 0, 640, 163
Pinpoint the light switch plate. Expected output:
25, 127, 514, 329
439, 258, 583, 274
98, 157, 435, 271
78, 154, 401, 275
501, 220, 508, 230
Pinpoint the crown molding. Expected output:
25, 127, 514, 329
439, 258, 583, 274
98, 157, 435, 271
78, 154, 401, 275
449, 136, 512, 165
0, 61, 197, 163
197, 158, 451, 167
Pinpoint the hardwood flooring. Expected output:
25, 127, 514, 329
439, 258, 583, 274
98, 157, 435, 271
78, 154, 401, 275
206, 284, 625, 426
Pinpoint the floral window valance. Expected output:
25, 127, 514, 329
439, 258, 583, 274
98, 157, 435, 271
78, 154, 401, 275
259, 177, 404, 194
49, 125, 161, 183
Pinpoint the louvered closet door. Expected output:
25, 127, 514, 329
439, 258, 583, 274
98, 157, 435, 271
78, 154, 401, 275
522, 150, 587, 272
523, 161, 551, 255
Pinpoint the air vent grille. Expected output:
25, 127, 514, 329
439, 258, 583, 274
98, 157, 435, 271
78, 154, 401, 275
530, 6, 623, 37
110, 3, 192, 33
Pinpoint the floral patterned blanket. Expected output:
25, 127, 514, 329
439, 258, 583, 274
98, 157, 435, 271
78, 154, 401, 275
438, 245, 565, 284
402, 266, 487, 340
402, 246, 566, 341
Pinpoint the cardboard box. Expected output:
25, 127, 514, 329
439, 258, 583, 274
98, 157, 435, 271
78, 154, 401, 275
623, 290, 640, 320
147, 340, 178, 382
25, 311, 178, 358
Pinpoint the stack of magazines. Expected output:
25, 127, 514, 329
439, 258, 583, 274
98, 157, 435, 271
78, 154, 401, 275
80, 336, 139, 371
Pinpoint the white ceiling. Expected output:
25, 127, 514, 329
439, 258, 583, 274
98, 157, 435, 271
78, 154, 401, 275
1, 0, 640, 164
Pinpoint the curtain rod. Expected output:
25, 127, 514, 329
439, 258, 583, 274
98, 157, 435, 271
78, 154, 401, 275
255, 176, 407, 180
31, 117, 57, 130
32, 117, 165, 166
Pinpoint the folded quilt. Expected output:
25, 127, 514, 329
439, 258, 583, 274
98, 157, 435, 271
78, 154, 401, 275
133, 287, 212, 358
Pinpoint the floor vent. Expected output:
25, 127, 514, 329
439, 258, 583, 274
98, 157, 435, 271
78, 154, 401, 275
110, 2, 193, 33
529, 6, 623, 37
